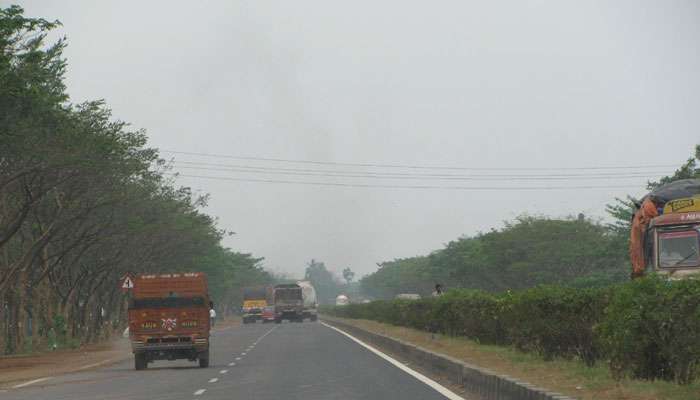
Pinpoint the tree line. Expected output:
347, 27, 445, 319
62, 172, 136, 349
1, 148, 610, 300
0, 6, 271, 354
361, 145, 700, 299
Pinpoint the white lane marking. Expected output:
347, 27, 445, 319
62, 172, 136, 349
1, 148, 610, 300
321, 322, 465, 400
208, 378, 218, 383
235, 357, 241, 360
252, 326, 277, 345
241, 352, 247, 355
76, 358, 114, 371
194, 389, 206, 395
228, 362, 236, 366
12, 377, 53, 389
219, 369, 228, 374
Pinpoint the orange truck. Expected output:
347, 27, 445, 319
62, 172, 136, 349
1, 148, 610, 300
127, 272, 211, 370
630, 179, 700, 279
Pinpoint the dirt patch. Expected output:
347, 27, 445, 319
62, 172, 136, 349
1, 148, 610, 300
0, 337, 131, 389
323, 316, 700, 400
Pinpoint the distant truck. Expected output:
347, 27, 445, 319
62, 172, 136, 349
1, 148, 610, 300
630, 179, 700, 279
273, 284, 304, 323
335, 294, 350, 306
296, 280, 318, 322
242, 286, 271, 324
128, 272, 211, 370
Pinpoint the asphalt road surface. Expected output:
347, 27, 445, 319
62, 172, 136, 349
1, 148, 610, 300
3, 321, 463, 400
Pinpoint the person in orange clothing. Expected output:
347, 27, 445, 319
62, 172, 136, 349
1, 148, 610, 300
630, 196, 660, 278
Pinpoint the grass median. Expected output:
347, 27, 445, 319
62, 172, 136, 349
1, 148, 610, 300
323, 316, 700, 400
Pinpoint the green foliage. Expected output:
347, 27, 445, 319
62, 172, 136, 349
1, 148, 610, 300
361, 216, 627, 298
326, 277, 700, 384
342, 267, 355, 284
304, 259, 342, 304
505, 285, 609, 366
0, 6, 271, 353
598, 276, 700, 384
360, 256, 433, 299
606, 145, 700, 233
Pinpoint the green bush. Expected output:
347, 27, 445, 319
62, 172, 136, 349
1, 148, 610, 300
598, 275, 700, 384
504, 285, 609, 366
432, 290, 508, 345
323, 276, 700, 385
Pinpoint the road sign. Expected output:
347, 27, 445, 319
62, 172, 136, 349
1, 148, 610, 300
121, 275, 134, 291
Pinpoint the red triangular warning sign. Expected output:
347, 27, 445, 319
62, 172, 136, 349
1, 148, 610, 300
121, 276, 134, 290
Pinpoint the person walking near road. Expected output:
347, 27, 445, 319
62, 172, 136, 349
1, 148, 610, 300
209, 302, 217, 327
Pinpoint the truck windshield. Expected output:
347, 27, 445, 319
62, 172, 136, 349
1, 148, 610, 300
129, 296, 206, 309
275, 289, 301, 301
658, 230, 700, 268
243, 287, 268, 300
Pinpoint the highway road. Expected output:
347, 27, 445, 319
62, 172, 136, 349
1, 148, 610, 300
3, 321, 464, 400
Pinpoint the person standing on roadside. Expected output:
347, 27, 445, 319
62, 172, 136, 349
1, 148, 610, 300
209, 301, 216, 327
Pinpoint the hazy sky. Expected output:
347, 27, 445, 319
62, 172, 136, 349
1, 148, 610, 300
18, 1, 700, 278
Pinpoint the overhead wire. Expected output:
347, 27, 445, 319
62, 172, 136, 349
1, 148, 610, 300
168, 163, 664, 182
160, 149, 678, 172
166, 173, 645, 191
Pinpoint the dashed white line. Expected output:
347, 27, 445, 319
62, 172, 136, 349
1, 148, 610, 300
76, 358, 114, 371
228, 362, 236, 366
241, 352, 247, 355
12, 377, 53, 389
252, 326, 277, 345
219, 369, 228, 374
235, 357, 241, 360
194, 389, 206, 396
321, 322, 465, 400
208, 378, 218, 383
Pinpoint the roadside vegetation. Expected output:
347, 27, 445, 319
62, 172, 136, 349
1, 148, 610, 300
302, 259, 359, 305
339, 146, 700, 392
323, 316, 700, 400
0, 6, 271, 355
325, 276, 700, 385
360, 146, 700, 299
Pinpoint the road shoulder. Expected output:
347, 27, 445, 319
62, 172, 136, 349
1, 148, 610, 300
0, 317, 241, 390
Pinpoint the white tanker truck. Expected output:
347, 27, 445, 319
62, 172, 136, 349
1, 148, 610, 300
335, 294, 350, 306
296, 280, 318, 322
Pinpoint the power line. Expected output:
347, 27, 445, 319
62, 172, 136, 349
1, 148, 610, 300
160, 149, 678, 172
168, 160, 669, 178
169, 164, 661, 182
167, 173, 643, 191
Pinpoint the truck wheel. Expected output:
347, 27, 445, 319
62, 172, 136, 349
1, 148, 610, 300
135, 353, 147, 370
311, 315, 318, 322
199, 351, 210, 368
274, 318, 282, 324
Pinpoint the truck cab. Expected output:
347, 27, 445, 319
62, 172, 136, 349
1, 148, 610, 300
273, 284, 304, 323
647, 210, 700, 278
241, 286, 271, 324
128, 273, 211, 370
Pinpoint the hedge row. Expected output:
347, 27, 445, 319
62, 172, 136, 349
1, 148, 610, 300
322, 276, 700, 385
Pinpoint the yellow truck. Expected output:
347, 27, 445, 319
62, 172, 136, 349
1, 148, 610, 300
241, 286, 271, 324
